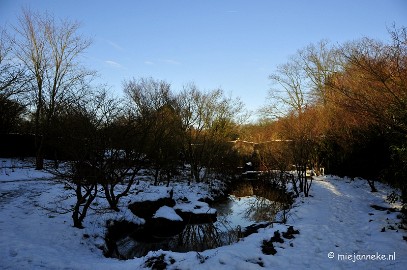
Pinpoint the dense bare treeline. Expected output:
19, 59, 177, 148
1, 9, 406, 226
245, 25, 407, 204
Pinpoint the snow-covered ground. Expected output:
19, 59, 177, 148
0, 158, 406, 269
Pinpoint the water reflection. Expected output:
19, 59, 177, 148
116, 222, 241, 258
169, 222, 240, 252
213, 194, 284, 228
242, 195, 284, 222
110, 180, 291, 259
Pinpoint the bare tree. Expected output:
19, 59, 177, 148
0, 29, 27, 133
123, 77, 182, 185
0, 29, 26, 97
298, 40, 341, 104
328, 28, 407, 137
100, 105, 153, 210
266, 54, 322, 196
11, 9, 94, 169
49, 96, 100, 228
178, 84, 244, 182
50, 88, 124, 227
266, 58, 309, 118
65, 89, 148, 213
325, 26, 407, 193
263, 40, 345, 196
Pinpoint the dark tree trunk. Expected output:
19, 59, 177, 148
72, 183, 98, 228
35, 136, 44, 170
291, 174, 299, 197
103, 185, 120, 212
367, 179, 378, 192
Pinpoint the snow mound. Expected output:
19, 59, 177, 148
153, 206, 183, 221
174, 200, 217, 215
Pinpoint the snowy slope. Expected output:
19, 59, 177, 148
0, 159, 406, 269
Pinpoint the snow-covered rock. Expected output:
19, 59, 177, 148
174, 200, 217, 223
153, 206, 183, 221
128, 197, 175, 219
149, 206, 185, 238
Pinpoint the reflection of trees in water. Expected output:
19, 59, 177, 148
213, 197, 234, 217
230, 181, 254, 197
230, 180, 291, 223
242, 195, 284, 222
230, 180, 290, 203
115, 221, 241, 258
116, 236, 151, 259
168, 221, 240, 252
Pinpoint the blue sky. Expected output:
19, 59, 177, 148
1, 0, 406, 115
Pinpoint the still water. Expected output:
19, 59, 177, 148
111, 180, 289, 259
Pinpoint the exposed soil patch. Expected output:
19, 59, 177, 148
262, 226, 299, 256
370, 204, 397, 212
144, 254, 175, 270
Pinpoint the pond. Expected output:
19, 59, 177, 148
107, 179, 291, 259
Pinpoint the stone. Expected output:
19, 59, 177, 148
128, 197, 175, 219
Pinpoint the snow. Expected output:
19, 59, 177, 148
128, 184, 172, 202
174, 200, 217, 215
0, 158, 406, 269
153, 206, 183, 221
0, 158, 54, 182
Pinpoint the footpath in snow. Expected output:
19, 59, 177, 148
277, 176, 406, 269
0, 160, 406, 269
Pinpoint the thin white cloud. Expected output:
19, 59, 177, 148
144, 60, 155, 65
160, 59, 181, 65
105, 60, 123, 69
106, 40, 124, 52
